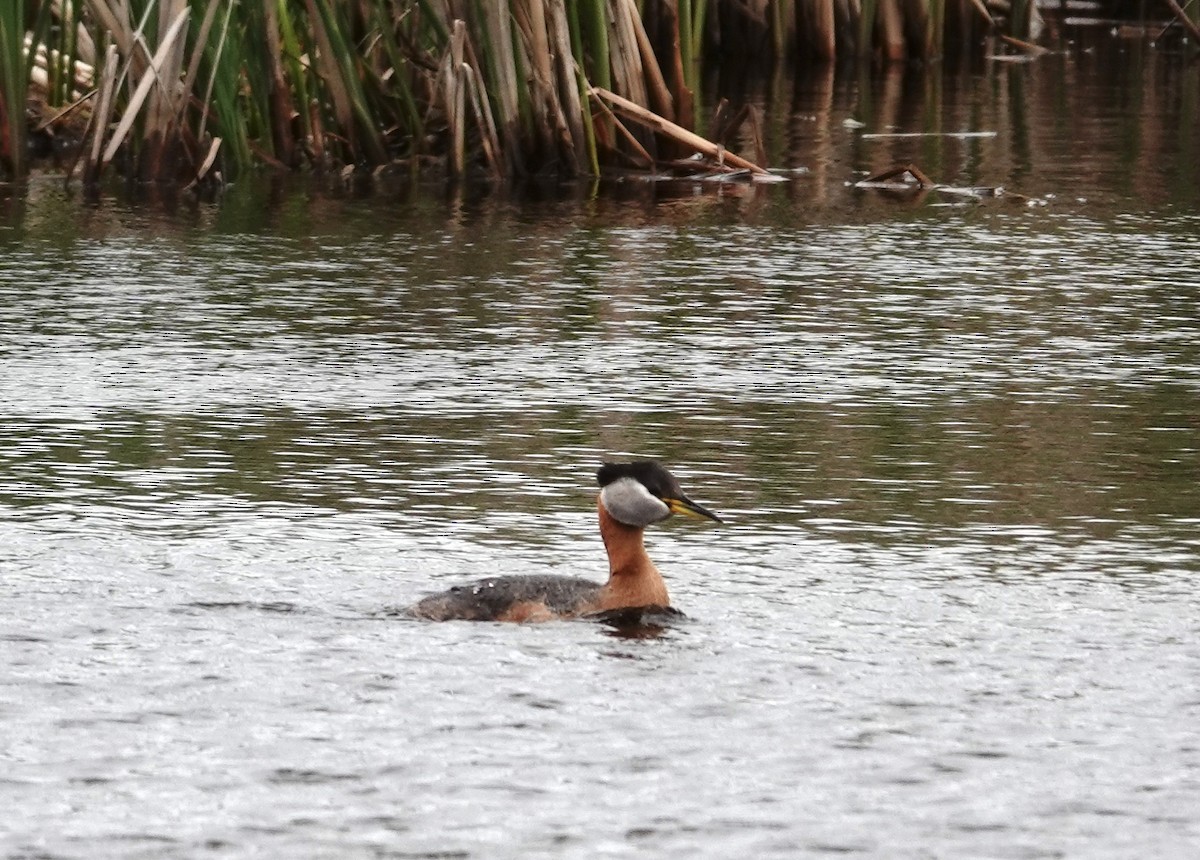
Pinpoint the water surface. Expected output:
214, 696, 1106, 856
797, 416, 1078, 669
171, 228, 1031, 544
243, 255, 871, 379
2, 41, 1199, 860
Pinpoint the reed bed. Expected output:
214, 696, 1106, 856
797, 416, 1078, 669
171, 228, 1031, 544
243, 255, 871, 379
0, 0, 1046, 186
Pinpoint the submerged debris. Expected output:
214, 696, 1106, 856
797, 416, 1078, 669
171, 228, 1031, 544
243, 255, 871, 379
855, 163, 937, 189
853, 162, 1043, 206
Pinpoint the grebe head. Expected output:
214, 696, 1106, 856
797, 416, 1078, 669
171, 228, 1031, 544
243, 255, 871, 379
597, 460, 722, 528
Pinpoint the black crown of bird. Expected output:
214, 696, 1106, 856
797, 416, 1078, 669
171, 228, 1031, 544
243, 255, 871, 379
407, 459, 721, 622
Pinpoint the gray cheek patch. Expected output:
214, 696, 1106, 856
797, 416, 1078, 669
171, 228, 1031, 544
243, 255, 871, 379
601, 477, 671, 527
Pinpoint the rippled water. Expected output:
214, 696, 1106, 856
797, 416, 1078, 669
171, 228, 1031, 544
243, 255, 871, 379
4, 48, 1200, 860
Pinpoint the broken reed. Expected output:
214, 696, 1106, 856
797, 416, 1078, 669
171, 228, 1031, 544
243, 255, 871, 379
2, 0, 1036, 185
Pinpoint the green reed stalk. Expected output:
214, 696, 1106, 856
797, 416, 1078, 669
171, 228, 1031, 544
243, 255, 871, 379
674, 0, 703, 103
572, 0, 613, 162
479, 0, 524, 174
929, 0, 944, 57
193, 4, 228, 144
1, 0, 30, 179
258, 0, 294, 166
46, 0, 65, 104
580, 0, 611, 94
771, 0, 789, 59
273, 0, 315, 163
309, 0, 387, 164
857, 0, 877, 60
369, 5, 423, 155
1009, 0, 1030, 37
203, 1, 252, 169
415, 0, 450, 46
679, 0, 693, 67
690, 0, 707, 64
565, 0, 599, 175
66, 0, 83, 102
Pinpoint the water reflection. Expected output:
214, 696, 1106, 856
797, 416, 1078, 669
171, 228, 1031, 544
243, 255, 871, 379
3, 209, 1197, 547
587, 606, 689, 640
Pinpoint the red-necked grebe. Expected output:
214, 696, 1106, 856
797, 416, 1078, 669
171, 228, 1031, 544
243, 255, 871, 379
406, 460, 721, 622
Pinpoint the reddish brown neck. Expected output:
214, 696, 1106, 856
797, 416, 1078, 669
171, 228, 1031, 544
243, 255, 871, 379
594, 498, 669, 609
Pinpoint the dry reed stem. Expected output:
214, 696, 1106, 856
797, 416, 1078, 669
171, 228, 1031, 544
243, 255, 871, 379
182, 135, 221, 189
85, 42, 118, 181
516, 0, 553, 104
102, 7, 189, 166
591, 86, 769, 174
304, 0, 353, 150
967, 0, 995, 28
878, 0, 905, 60
999, 34, 1048, 55
548, 0, 586, 171
181, 0, 222, 100
513, 0, 567, 169
625, 0, 673, 121
905, 0, 933, 58
608, 0, 649, 112
68, 4, 98, 67
145, 0, 188, 158
307, 94, 326, 166
263, 0, 296, 166
590, 91, 655, 167
655, 1, 693, 131
745, 103, 767, 170
1162, 0, 1200, 43
34, 90, 95, 134
484, 4, 522, 174
463, 62, 503, 178
443, 19, 466, 176
807, 0, 837, 59
82, 0, 144, 77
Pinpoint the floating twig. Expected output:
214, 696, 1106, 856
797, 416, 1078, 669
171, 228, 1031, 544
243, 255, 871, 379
860, 131, 997, 140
